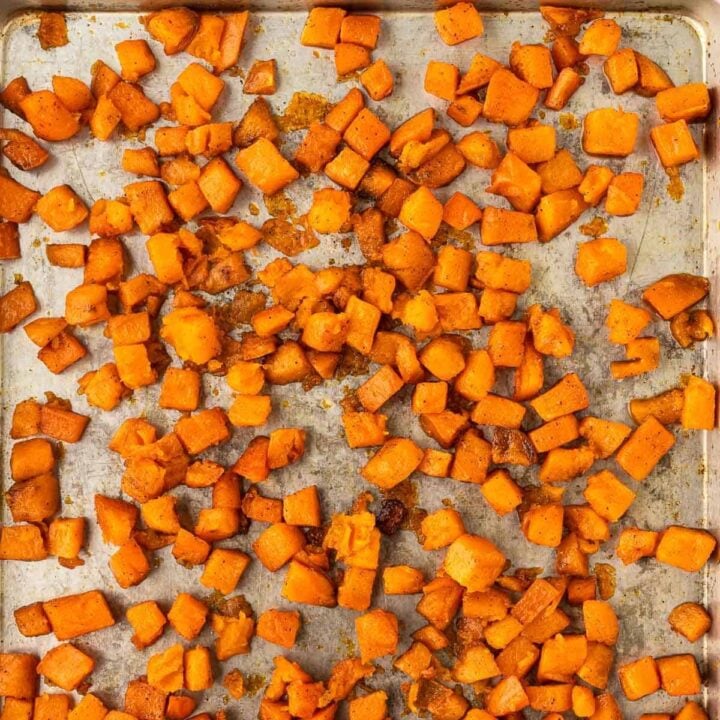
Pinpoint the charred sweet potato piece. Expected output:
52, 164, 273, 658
0, 129, 49, 171
671, 309, 714, 349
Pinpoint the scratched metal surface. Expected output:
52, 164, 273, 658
0, 4, 718, 719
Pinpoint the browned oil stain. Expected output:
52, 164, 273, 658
278, 91, 330, 132
243, 674, 265, 697
264, 191, 297, 220
595, 563, 617, 599
559, 112, 580, 130
666, 167, 685, 202
579, 216, 609, 237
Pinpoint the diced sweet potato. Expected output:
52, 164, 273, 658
484, 69, 539, 126
434, 3, 483, 45
615, 416, 675, 481
583, 108, 639, 157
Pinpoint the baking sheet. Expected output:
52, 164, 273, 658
0, 4, 717, 718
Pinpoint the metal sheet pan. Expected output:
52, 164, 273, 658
0, 2, 718, 718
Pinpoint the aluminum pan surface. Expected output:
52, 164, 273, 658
0, 5, 717, 718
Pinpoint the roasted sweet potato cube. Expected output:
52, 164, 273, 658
530, 373, 589, 421
42, 590, 115, 640
1, 282, 37, 333
584, 469, 636, 522
158, 367, 200, 412
6, 472, 60, 523
655, 525, 716, 572
575, 237, 627, 286
46, 244, 85, 268
475, 251, 531, 293
175, 408, 230, 454
108, 82, 160, 132
605, 172, 643, 216
94, 495, 137, 546
535, 188, 587, 242
650, 120, 700, 168
487, 152, 541, 213
634, 51, 674, 96
579, 165, 615, 206
124, 679, 166, 720
605, 299, 652, 344
126, 601, 166, 650
20, 90, 79, 141
301, 7, 346, 48
481, 206, 537, 245
124, 181, 174, 235
355, 609, 398, 663
244, 59, 277, 95
0, 524, 47, 561
615, 416, 675, 481
334, 42, 371, 76
146, 643, 183, 692
0, 175, 40, 224
200, 548, 250, 595
424, 60, 459, 101
434, 2, 483, 45
0, 221, 20, 260
235, 138, 299, 194
282, 485, 321, 527
0, 654, 38, 699
109, 538, 150, 589
643, 273, 709, 320
488, 321, 526, 368
344, 108, 391, 161
172, 529, 210, 566
0, 76, 31, 118
10, 399, 42, 439
14, 602, 52, 638
656, 82, 711, 123
521, 503, 564, 547
37, 644, 94, 691
604, 48, 638, 94
361, 437, 424, 489
510, 42, 554, 89
484, 69, 539, 126
167, 593, 208, 640
579, 19, 621, 56
668, 602, 712, 643
583, 108, 639, 157
0, 128, 49, 171
341, 412, 387, 448
2, 697, 35, 720
256, 609, 301, 648
143, 7, 199, 55
9, 436, 54, 480
116, 39, 156, 82
619, 656, 661, 700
